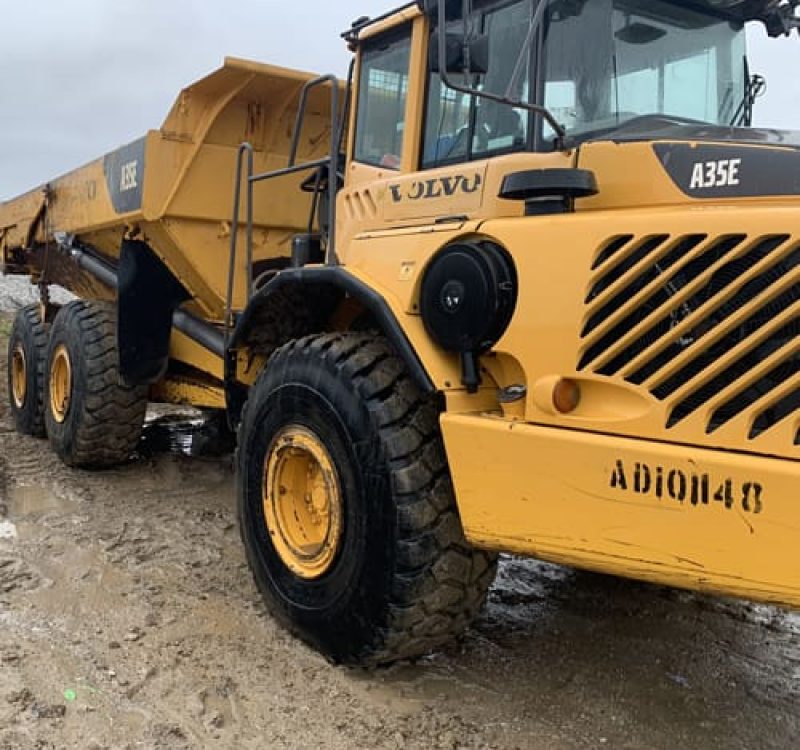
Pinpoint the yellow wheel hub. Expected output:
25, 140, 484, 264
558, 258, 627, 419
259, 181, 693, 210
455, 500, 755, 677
11, 342, 27, 410
263, 425, 343, 579
49, 344, 72, 424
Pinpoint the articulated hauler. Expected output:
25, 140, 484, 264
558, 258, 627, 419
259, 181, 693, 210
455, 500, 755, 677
2, 0, 799, 664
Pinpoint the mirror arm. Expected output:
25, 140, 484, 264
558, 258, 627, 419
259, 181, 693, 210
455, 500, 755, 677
434, 0, 567, 146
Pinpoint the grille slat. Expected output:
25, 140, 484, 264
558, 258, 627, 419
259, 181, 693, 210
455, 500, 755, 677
579, 232, 800, 451
627, 241, 799, 385
583, 235, 708, 338
749, 386, 800, 439
585, 235, 670, 304
579, 244, 800, 378
589, 235, 765, 376
591, 234, 635, 271
653, 299, 799, 403
668, 321, 798, 428
705, 350, 799, 434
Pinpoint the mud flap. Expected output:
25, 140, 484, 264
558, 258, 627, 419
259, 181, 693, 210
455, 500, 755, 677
117, 240, 190, 386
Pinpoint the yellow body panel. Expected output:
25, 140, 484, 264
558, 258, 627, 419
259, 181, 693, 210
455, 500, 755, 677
167, 329, 224, 382
476, 201, 799, 461
149, 376, 225, 410
578, 139, 800, 211
442, 413, 799, 606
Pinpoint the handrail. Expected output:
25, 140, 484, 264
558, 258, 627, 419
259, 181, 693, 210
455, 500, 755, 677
225, 73, 342, 350
225, 142, 253, 355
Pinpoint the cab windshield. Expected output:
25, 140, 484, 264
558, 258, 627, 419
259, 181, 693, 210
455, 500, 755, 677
542, 0, 748, 139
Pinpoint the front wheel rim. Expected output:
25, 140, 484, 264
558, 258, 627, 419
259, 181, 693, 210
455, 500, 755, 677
263, 425, 343, 580
49, 344, 72, 424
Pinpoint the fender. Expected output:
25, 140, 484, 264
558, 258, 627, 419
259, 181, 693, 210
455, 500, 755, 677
230, 266, 435, 395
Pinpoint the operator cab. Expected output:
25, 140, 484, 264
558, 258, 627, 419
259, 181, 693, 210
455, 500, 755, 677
346, 0, 799, 177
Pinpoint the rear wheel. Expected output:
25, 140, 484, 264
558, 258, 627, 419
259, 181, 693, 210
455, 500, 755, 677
237, 332, 497, 665
45, 301, 148, 468
7, 305, 48, 436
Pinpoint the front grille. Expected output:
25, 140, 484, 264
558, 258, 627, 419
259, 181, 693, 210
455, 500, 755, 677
580, 233, 799, 450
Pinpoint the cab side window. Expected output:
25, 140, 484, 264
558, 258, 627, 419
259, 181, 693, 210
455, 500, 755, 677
354, 27, 412, 170
422, 0, 531, 169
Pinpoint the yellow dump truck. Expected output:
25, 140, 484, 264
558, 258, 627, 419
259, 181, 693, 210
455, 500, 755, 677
2, 0, 799, 665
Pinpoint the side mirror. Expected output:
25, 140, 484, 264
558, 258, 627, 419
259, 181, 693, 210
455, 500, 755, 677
429, 32, 490, 75
467, 33, 490, 74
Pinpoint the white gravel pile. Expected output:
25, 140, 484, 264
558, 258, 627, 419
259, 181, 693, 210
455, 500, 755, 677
0, 274, 74, 313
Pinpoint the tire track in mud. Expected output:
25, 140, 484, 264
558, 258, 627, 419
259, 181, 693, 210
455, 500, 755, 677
0, 431, 96, 504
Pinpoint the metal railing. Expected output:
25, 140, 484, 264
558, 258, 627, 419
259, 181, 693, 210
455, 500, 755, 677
225, 73, 343, 345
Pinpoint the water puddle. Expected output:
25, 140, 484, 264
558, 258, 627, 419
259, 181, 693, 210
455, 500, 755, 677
1, 483, 80, 542
7, 483, 76, 516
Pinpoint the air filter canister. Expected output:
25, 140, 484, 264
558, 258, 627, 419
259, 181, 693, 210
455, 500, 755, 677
420, 241, 517, 384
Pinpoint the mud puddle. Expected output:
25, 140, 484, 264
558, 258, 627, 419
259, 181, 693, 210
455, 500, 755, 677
1, 482, 79, 541
5, 481, 78, 516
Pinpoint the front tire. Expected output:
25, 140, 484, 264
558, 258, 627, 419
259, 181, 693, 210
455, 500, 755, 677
45, 301, 148, 468
7, 304, 48, 437
237, 333, 497, 666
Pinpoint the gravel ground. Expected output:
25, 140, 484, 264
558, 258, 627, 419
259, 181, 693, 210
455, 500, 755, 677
0, 287, 798, 749
0, 276, 73, 313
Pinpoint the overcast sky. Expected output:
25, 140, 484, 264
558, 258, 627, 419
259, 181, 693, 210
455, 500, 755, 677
1, 1, 799, 201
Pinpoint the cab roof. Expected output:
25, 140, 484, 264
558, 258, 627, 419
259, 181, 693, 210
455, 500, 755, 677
343, 2, 419, 44
342, 0, 798, 42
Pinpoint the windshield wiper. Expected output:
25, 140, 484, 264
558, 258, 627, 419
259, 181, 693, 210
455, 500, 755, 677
730, 73, 767, 127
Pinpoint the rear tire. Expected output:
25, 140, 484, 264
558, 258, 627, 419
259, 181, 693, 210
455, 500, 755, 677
7, 304, 48, 437
237, 332, 497, 666
45, 301, 147, 468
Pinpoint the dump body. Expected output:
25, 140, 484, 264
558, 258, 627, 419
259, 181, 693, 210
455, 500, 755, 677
0, 57, 339, 321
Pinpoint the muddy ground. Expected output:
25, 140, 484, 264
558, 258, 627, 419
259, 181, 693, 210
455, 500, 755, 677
0, 307, 798, 749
